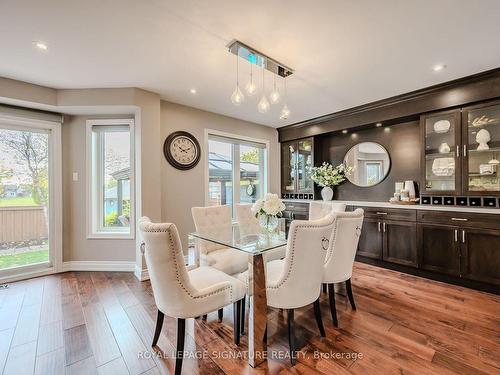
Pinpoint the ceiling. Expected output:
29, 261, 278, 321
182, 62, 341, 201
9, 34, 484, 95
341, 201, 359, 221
1, 0, 500, 128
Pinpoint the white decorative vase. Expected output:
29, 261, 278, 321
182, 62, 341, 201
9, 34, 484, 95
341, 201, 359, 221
321, 186, 334, 201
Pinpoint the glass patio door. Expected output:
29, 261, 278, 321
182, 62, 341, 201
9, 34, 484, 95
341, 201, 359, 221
0, 118, 59, 279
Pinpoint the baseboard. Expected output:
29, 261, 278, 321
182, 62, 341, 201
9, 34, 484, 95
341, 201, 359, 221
62, 261, 135, 272
134, 265, 149, 281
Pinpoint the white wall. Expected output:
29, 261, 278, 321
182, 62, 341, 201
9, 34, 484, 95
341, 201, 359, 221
160, 101, 280, 250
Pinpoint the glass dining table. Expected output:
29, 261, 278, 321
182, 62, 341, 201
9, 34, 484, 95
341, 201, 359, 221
189, 219, 288, 368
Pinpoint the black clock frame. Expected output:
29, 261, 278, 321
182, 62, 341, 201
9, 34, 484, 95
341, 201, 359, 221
163, 131, 201, 170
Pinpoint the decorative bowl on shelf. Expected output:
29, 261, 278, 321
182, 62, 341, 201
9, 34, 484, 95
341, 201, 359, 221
433, 120, 451, 134
432, 157, 455, 176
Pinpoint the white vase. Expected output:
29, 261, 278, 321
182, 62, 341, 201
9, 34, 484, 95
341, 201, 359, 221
258, 214, 279, 232
321, 186, 334, 201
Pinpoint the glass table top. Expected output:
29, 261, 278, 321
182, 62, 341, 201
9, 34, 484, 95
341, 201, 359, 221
189, 219, 287, 255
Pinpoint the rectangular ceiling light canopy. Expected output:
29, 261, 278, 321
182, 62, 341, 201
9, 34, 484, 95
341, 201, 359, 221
227, 40, 294, 78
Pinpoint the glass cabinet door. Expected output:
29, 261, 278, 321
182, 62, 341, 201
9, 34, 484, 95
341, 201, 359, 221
422, 110, 461, 194
464, 102, 500, 194
281, 141, 296, 193
297, 139, 313, 193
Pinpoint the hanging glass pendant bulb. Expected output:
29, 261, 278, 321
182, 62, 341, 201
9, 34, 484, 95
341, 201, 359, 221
280, 103, 290, 120
245, 62, 257, 96
270, 75, 280, 104
258, 95, 270, 113
230, 51, 245, 106
257, 64, 270, 113
279, 76, 290, 120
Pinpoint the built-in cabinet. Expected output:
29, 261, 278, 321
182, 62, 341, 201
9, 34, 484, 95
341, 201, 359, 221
281, 138, 314, 199
422, 100, 500, 196
351, 205, 500, 290
355, 207, 418, 267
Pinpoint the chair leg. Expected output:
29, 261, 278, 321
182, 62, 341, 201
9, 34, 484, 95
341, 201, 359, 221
175, 318, 186, 375
202, 314, 207, 321
322, 283, 327, 294
328, 283, 338, 327
287, 309, 297, 365
313, 298, 326, 337
240, 295, 245, 335
346, 278, 356, 310
233, 300, 241, 345
152, 310, 164, 347
218, 308, 223, 322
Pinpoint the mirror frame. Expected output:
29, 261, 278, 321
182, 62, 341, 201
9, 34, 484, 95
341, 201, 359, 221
343, 142, 391, 187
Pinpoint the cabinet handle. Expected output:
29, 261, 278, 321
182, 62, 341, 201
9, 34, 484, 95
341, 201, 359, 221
462, 230, 466, 244
463, 144, 467, 157
454, 229, 458, 242
456, 145, 460, 157
376, 212, 387, 215
383, 222, 387, 233
451, 217, 468, 221
378, 222, 381, 232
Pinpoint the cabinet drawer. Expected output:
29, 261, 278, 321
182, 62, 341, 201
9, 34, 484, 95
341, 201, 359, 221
417, 210, 500, 230
353, 206, 416, 222
284, 202, 309, 213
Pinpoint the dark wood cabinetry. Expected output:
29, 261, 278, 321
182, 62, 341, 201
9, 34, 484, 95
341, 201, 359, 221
281, 138, 314, 199
354, 207, 417, 267
460, 227, 500, 286
383, 220, 418, 267
357, 217, 383, 259
349, 205, 500, 292
418, 223, 461, 276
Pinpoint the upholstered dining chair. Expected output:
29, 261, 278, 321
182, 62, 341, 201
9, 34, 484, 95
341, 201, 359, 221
238, 214, 336, 365
323, 209, 364, 327
309, 201, 347, 294
139, 217, 246, 375
192, 205, 248, 322
308, 201, 346, 220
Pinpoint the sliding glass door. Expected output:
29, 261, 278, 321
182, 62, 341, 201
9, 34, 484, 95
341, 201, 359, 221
0, 117, 61, 280
207, 133, 268, 216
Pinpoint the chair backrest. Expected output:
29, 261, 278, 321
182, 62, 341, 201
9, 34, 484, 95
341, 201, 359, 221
138, 217, 197, 317
191, 205, 232, 254
324, 209, 364, 283
235, 203, 260, 235
309, 201, 346, 220
267, 214, 336, 309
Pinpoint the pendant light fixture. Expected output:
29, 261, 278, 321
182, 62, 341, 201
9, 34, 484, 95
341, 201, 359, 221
269, 75, 280, 104
280, 77, 291, 120
245, 60, 257, 96
257, 65, 270, 113
227, 40, 293, 119
230, 50, 245, 106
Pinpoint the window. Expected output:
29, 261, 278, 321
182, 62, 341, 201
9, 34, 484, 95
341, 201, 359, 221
87, 119, 134, 238
207, 132, 268, 215
365, 161, 382, 186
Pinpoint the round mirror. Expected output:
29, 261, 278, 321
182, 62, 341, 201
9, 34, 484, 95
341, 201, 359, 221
343, 142, 390, 187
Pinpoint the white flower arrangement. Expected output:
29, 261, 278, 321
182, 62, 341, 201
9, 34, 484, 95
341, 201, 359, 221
251, 193, 286, 218
311, 162, 353, 188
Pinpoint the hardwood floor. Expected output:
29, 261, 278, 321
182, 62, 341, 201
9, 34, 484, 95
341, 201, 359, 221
0, 262, 499, 374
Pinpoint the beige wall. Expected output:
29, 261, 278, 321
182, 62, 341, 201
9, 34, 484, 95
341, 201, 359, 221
62, 115, 136, 262
160, 101, 280, 249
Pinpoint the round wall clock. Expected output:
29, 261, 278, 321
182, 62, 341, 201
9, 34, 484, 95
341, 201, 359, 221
163, 131, 201, 170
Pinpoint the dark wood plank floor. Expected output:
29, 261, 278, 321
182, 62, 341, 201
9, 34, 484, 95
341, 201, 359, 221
0, 262, 499, 374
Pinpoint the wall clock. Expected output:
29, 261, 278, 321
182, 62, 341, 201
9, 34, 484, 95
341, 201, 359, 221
163, 131, 201, 170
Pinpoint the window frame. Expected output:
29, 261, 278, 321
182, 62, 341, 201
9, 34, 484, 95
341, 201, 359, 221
86, 119, 135, 239
204, 129, 270, 214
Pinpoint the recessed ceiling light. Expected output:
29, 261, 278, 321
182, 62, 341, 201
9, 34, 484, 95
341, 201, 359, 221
342, 129, 348, 134
190, 88, 197, 94
376, 122, 382, 127
33, 41, 48, 51
433, 64, 446, 72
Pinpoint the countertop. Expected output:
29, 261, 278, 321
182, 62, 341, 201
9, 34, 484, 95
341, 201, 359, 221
282, 199, 500, 214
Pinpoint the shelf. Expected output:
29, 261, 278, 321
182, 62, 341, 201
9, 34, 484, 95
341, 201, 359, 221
425, 152, 455, 158
468, 173, 498, 178
468, 146, 500, 153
